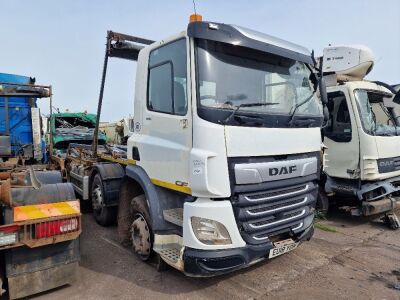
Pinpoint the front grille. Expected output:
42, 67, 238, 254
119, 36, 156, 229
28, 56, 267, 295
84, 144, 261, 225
248, 197, 306, 214
246, 185, 307, 201
250, 209, 305, 228
232, 182, 317, 245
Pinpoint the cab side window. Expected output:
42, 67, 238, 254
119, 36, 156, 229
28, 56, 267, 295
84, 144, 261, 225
147, 39, 187, 115
323, 91, 352, 142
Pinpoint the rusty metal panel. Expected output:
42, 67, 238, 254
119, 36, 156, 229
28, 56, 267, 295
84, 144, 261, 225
0, 178, 12, 206
5, 239, 80, 277
7, 262, 78, 300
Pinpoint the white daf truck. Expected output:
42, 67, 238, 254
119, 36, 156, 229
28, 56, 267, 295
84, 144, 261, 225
66, 19, 328, 275
321, 45, 400, 229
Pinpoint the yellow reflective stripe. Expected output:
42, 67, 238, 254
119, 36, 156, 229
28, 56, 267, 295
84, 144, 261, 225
19, 206, 48, 219
13, 200, 80, 222
100, 154, 136, 165
98, 154, 191, 194
151, 178, 192, 194
51, 202, 79, 215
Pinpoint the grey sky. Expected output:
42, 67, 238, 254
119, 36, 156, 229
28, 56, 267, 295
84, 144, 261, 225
1, 0, 399, 121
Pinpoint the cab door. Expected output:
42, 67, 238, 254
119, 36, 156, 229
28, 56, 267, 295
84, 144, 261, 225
323, 88, 360, 179
138, 38, 192, 190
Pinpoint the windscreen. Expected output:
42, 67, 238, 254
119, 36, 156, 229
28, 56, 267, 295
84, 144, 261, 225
55, 116, 95, 129
354, 89, 400, 136
196, 40, 321, 123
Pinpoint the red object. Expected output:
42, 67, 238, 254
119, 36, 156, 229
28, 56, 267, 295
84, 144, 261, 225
35, 218, 79, 239
0, 224, 20, 233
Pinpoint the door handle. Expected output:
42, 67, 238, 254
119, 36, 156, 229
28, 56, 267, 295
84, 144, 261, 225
180, 119, 188, 128
146, 117, 152, 121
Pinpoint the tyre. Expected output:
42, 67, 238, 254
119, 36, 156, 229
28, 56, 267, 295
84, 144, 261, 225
129, 194, 153, 261
91, 173, 117, 226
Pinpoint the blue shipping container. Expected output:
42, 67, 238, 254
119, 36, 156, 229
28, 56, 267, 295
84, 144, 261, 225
0, 73, 37, 156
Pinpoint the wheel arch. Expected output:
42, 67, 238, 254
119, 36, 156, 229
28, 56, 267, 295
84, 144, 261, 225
123, 165, 163, 231
123, 165, 187, 233
89, 163, 125, 206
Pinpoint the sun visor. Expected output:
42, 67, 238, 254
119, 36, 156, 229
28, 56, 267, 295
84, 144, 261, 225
187, 21, 312, 64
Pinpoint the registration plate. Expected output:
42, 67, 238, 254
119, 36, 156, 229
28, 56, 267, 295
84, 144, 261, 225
268, 239, 299, 258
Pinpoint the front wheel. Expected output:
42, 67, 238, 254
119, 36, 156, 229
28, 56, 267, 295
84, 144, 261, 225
130, 194, 153, 261
91, 174, 116, 226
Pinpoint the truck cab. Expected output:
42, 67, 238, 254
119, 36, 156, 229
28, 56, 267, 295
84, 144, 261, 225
67, 19, 326, 276
124, 20, 324, 274
321, 46, 400, 228
0, 74, 44, 163
49, 112, 107, 158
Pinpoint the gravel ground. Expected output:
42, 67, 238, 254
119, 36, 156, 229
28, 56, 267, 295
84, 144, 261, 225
33, 209, 400, 300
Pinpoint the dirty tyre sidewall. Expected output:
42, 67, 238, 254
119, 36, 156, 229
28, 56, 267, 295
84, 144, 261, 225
91, 174, 116, 226
117, 185, 134, 246
130, 194, 153, 261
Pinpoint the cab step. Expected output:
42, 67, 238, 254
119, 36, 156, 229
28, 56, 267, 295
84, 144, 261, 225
154, 243, 184, 271
158, 246, 180, 263
163, 208, 183, 227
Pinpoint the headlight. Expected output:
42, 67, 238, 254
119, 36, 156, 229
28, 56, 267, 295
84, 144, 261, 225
191, 217, 232, 245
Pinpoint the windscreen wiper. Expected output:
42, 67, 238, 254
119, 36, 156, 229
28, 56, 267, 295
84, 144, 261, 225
222, 102, 279, 125
288, 91, 317, 127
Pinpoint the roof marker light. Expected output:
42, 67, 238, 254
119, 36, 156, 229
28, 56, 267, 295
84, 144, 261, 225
208, 23, 219, 30
189, 14, 202, 23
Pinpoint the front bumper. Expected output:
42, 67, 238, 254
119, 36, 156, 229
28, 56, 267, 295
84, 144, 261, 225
362, 197, 398, 216
183, 223, 314, 277
325, 175, 400, 216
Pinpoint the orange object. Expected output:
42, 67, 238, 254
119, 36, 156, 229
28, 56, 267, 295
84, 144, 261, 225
13, 200, 80, 222
189, 14, 202, 23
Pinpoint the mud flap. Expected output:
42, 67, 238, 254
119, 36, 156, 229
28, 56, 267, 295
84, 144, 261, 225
5, 239, 79, 299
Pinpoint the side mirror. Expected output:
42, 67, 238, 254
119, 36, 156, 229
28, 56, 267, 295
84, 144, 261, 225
319, 77, 328, 105
323, 105, 330, 123
319, 77, 329, 123
393, 90, 400, 105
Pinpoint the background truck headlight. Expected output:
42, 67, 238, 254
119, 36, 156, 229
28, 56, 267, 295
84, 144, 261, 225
191, 217, 232, 245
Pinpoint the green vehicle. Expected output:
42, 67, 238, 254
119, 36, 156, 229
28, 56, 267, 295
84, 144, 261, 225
48, 112, 107, 159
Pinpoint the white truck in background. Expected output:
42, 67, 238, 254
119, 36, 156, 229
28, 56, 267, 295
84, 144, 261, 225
320, 45, 400, 229
66, 18, 328, 276
99, 115, 134, 145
